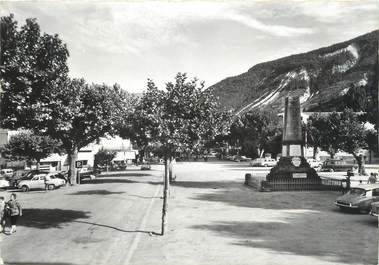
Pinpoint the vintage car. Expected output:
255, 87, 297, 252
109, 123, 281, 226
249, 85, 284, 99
0, 177, 10, 189
18, 172, 66, 192
306, 158, 323, 170
250, 158, 277, 167
321, 159, 356, 172
334, 183, 379, 213
369, 201, 379, 217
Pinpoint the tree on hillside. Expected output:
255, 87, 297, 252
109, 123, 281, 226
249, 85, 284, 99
344, 84, 367, 111
307, 109, 368, 174
1, 131, 61, 168
0, 14, 69, 128
229, 110, 281, 158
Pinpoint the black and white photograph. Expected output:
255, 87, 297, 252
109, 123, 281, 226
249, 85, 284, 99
0, 0, 378, 264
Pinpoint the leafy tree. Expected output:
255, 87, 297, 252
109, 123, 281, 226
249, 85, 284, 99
307, 109, 368, 173
0, 16, 135, 183
123, 73, 228, 235
42, 79, 135, 184
307, 113, 341, 158
94, 149, 116, 168
229, 110, 281, 158
0, 15, 69, 129
2, 131, 61, 168
118, 80, 164, 162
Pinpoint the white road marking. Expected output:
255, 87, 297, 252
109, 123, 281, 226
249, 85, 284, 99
123, 184, 162, 265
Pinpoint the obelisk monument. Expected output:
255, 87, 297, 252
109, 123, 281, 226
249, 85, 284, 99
265, 96, 320, 189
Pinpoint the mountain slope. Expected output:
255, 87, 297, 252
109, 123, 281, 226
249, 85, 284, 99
208, 30, 378, 115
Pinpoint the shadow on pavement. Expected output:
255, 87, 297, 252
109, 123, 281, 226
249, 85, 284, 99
80, 178, 138, 185
73, 220, 158, 235
7, 263, 76, 265
192, 183, 341, 210
99, 172, 157, 177
171, 181, 236, 189
18, 208, 91, 229
192, 219, 377, 265
67, 190, 125, 196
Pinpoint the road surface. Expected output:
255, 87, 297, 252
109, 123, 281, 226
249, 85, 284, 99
1, 167, 164, 265
1, 161, 378, 265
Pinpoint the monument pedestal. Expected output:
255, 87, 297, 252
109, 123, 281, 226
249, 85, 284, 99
263, 96, 321, 191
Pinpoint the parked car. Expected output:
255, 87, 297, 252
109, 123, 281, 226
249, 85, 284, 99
12, 169, 50, 187
140, 163, 151, 170
306, 158, 323, 170
232, 155, 251, 162
79, 168, 97, 181
0, 177, 10, 189
334, 183, 379, 213
250, 158, 277, 167
18, 172, 66, 192
0, 168, 14, 178
321, 159, 356, 172
369, 201, 379, 217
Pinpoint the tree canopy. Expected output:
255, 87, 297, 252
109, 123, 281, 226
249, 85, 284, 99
2, 131, 61, 164
229, 110, 281, 158
0, 14, 69, 129
121, 73, 228, 159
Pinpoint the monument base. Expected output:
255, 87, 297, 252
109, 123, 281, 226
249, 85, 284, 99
263, 157, 322, 191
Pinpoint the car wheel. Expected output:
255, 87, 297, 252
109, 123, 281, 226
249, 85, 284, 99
48, 184, 55, 190
21, 185, 29, 192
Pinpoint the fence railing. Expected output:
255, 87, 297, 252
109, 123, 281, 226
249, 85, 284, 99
245, 173, 346, 192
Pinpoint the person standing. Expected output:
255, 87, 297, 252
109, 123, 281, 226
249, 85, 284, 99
0, 197, 5, 233
368, 173, 377, 184
5, 193, 22, 234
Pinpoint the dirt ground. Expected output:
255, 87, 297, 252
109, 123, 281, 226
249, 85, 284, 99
133, 161, 379, 265
0, 161, 377, 265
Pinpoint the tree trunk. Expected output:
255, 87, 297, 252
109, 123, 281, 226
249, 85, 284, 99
161, 158, 170, 235
68, 147, 79, 185
169, 156, 174, 183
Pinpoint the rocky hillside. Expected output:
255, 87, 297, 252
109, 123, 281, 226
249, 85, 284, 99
208, 30, 378, 116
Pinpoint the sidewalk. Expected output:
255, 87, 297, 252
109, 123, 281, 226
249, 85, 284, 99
129, 162, 378, 265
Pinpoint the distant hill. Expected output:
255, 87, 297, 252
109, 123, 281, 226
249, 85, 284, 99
208, 30, 378, 117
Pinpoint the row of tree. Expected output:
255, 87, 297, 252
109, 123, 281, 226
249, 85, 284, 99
1, 15, 228, 235
1, 15, 135, 182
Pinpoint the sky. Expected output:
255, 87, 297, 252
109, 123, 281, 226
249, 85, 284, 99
1, 0, 378, 93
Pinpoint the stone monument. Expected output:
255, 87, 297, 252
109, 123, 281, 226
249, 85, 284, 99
265, 96, 321, 190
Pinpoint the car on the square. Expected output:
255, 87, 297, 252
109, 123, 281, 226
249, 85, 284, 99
0, 168, 14, 178
0, 177, 10, 189
321, 159, 355, 172
140, 163, 151, 170
18, 172, 66, 192
369, 201, 379, 217
79, 167, 98, 181
233, 155, 252, 162
334, 183, 379, 213
306, 158, 323, 170
250, 158, 277, 167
